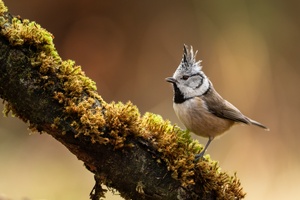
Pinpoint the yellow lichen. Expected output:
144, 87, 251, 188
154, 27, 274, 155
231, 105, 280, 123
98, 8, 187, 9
139, 112, 203, 187
103, 101, 140, 148
63, 97, 106, 137
61, 64, 98, 97
1, 17, 55, 50
0, 0, 7, 14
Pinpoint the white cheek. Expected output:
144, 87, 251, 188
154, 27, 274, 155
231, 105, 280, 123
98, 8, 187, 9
176, 76, 210, 99
182, 86, 198, 98
197, 78, 210, 95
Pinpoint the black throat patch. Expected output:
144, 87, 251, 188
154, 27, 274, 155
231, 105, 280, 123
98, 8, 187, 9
172, 81, 211, 104
172, 83, 186, 104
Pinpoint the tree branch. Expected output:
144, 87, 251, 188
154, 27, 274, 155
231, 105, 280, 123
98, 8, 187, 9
0, 1, 245, 199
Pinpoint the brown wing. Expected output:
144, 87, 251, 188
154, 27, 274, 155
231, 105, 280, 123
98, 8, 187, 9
213, 100, 251, 124
202, 86, 251, 125
202, 83, 269, 130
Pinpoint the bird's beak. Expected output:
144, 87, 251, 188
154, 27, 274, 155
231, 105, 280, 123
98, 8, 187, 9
165, 77, 177, 83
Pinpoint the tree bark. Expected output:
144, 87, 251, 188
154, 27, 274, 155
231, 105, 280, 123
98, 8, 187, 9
0, 1, 245, 200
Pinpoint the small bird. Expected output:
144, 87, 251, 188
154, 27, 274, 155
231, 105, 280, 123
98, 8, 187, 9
166, 45, 269, 159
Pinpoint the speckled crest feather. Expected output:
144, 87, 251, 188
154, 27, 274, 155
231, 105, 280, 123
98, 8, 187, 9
170, 45, 209, 99
181, 44, 202, 71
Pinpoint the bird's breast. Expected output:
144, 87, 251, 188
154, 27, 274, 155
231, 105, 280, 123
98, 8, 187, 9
173, 98, 234, 138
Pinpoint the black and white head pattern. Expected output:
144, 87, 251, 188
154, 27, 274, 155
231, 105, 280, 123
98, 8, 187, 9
172, 45, 210, 102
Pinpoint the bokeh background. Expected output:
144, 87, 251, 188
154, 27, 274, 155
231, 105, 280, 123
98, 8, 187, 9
0, 0, 299, 199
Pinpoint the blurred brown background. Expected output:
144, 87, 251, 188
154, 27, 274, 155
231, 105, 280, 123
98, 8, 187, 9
0, 0, 299, 199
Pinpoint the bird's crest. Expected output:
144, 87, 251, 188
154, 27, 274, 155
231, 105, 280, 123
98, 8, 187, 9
181, 44, 202, 70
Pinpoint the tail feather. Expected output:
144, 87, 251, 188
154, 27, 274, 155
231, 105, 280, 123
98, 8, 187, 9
248, 118, 270, 131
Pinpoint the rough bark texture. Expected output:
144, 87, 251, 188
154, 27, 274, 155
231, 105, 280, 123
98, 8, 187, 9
0, 1, 245, 200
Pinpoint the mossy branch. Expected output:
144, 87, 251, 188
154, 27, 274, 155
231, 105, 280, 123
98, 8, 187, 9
0, 1, 245, 200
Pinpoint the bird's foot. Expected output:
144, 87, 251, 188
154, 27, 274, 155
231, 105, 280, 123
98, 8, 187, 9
194, 151, 205, 162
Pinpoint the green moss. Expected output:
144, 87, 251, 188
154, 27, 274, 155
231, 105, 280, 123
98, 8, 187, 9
103, 101, 141, 148
1, 17, 56, 51
140, 112, 201, 186
58, 60, 98, 96
0, 0, 7, 14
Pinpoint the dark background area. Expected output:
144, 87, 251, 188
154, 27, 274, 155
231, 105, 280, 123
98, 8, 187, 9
0, 1, 299, 199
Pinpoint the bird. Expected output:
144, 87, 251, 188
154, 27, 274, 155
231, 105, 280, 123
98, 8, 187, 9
166, 44, 269, 160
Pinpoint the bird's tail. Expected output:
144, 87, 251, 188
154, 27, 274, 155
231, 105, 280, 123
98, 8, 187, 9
249, 118, 270, 131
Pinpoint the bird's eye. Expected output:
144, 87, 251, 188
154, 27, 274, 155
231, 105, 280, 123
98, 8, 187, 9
182, 75, 190, 80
